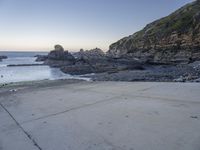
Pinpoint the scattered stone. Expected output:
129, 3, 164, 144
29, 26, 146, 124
9, 89, 18, 92
192, 78, 200, 82
174, 76, 185, 82
190, 116, 198, 119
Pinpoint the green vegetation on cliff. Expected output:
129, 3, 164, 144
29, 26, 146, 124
108, 0, 200, 63
142, 0, 200, 36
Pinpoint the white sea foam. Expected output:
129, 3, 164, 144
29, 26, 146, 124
0, 64, 7, 67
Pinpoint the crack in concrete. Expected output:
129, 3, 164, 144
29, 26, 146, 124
101, 137, 125, 150
85, 86, 200, 104
21, 95, 122, 125
0, 102, 43, 150
85, 85, 160, 97
130, 95, 200, 104
20, 88, 200, 125
137, 85, 157, 92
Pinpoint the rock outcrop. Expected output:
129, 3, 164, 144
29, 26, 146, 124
47, 45, 75, 61
0, 55, 7, 61
60, 48, 107, 75
73, 48, 106, 60
35, 55, 48, 62
61, 48, 143, 75
107, 0, 200, 64
44, 45, 76, 67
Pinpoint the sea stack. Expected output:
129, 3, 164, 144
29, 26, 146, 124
44, 45, 76, 67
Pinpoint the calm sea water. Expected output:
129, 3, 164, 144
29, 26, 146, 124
0, 51, 88, 84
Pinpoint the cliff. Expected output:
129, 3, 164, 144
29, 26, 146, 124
107, 0, 200, 64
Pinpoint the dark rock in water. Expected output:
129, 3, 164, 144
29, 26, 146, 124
107, 0, 200, 64
0, 55, 8, 61
44, 45, 76, 67
7, 64, 45, 67
35, 55, 48, 62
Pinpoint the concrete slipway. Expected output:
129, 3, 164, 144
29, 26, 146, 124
0, 81, 200, 150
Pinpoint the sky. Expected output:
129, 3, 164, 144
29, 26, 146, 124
0, 0, 194, 51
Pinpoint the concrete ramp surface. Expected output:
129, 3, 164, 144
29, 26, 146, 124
0, 82, 200, 150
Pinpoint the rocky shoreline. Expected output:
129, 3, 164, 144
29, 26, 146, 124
89, 64, 200, 82
34, 45, 200, 82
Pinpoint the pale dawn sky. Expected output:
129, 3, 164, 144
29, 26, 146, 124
0, 0, 194, 51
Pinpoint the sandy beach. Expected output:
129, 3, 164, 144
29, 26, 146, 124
0, 80, 200, 150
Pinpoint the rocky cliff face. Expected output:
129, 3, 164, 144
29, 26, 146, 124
107, 0, 200, 64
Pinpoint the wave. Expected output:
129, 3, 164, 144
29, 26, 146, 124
0, 64, 7, 67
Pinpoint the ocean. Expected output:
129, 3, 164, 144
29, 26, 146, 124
0, 51, 88, 84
